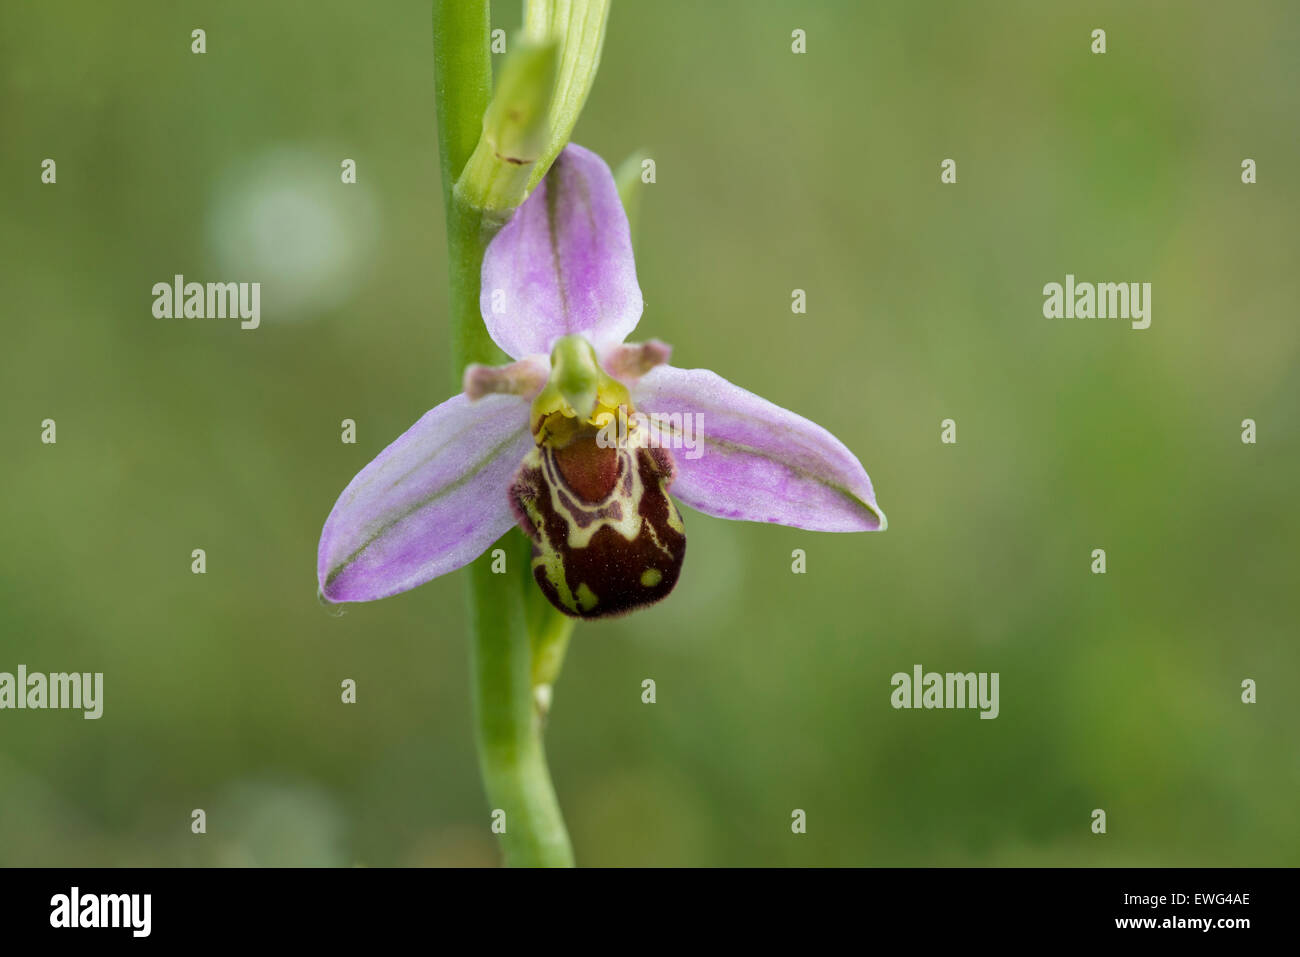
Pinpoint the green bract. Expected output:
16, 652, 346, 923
455, 0, 610, 215
522, 0, 610, 192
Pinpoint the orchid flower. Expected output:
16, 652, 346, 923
318, 144, 885, 619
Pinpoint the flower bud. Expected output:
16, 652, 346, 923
482, 40, 558, 166
455, 1, 611, 214
455, 40, 558, 212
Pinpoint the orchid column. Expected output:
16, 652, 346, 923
432, 0, 609, 867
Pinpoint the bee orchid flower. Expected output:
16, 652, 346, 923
318, 144, 885, 618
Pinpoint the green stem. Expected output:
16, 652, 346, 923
433, 0, 491, 208
433, 0, 574, 867
466, 542, 574, 867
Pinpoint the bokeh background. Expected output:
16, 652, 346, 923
2, 0, 1297, 866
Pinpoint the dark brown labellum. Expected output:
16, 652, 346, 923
511, 427, 686, 618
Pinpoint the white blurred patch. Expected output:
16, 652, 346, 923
207, 148, 378, 322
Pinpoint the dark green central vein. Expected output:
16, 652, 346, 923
325, 425, 529, 587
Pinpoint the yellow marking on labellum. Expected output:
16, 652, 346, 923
513, 335, 686, 618
541, 436, 646, 550
513, 436, 685, 618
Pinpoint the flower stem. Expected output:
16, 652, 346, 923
433, 0, 574, 867
465, 538, 574, 867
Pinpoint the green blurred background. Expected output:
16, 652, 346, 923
2, 0, 1297, 866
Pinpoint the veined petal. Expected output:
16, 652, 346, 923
318, 393, 533, 602
632, 366, 886, 532
480, 143, 642, 359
